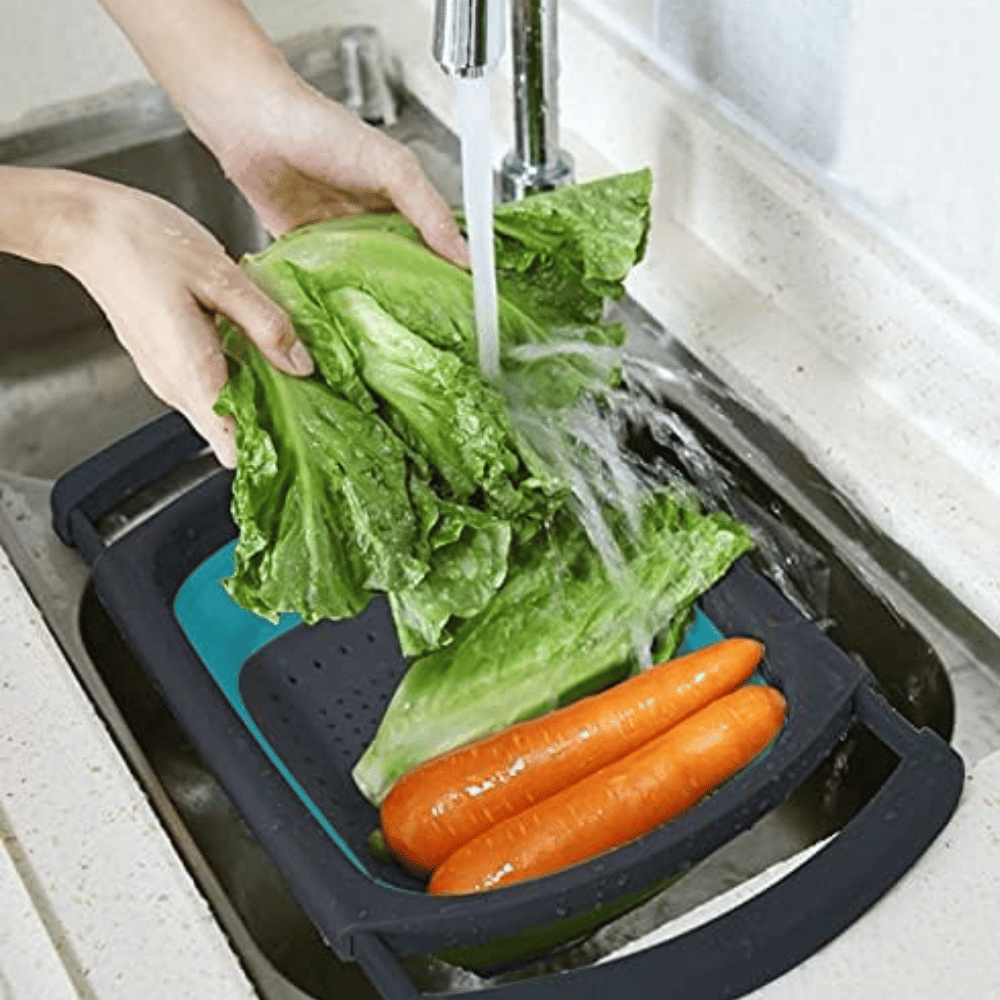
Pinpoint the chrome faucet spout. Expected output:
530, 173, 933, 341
433, 0, 506, 77
432, 0, 575, 199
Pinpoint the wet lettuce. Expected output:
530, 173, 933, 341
215, 169, 753, 803
217, 170, 654, 646
352, 493, 753, 804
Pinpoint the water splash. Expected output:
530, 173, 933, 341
502, 342, 670, 669
619, 368, 832, 623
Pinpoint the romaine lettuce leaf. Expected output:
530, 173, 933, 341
216, 283, 559, 646
352, 488, 753, 805
216, 168, 753, 801
489, 164, 652, 328
217, 171, 654, 641
216, 342, 430, 623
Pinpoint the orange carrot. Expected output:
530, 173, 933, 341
427, 684, 785, 895
380, 638, 765, 873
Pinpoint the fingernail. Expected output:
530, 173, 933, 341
288, 340, 314, 375
217, 443, 238, 469
215, 418, 238, 468
450, 235, 471, 269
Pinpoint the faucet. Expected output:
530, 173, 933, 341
432, 0, 575, 200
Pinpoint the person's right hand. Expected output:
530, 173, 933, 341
52, 170, 313, 467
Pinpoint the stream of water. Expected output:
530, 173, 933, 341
455, 75, 501, 380
453, 74, 661, 664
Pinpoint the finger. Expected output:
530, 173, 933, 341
196, 262, 314, 376
240, 186, 294, 239
195, 410, 239, 469
127, 304, 240, 468
372, 139, 469, 268
238, 164, 393, 236
172, 314, 239, 467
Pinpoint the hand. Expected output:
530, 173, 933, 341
56, 172, 313, 467
67, 0, 470, 469
200, 73, 470, 266
97, 0, 468, 265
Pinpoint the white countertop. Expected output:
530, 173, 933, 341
3, 1, 1000, 998
0, 546, 257, 1000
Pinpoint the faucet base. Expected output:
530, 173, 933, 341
499, 148, 575, 200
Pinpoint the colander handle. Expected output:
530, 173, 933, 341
51, 410, 207, 566
353, 681, 963, 1000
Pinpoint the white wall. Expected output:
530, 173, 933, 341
578, 0, 1000, 317
834, 0, 1000, 311
0, 0, 354, 126
653, 0, 852, 166
0, 1, 146, 124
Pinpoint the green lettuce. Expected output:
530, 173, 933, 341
352, 493, 753, 804
217, 286, 559, 649
215, 169, 754, 803
217, 170, 654, 645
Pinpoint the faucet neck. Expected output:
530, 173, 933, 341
500, 0, 574, 199
432, 0, 574, 199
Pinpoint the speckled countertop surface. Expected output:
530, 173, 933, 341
0, 547, 257, 999
3, 1, 1000, 998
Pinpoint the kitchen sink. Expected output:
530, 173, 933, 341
2, 25, 1000, 1000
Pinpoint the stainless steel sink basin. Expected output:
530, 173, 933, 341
3, 25, 1000, 1000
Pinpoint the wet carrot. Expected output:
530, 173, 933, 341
381, 638, 765, 873
427, 684, 785, 895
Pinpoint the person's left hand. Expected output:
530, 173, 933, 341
194, 72, 469, 267
49, 171, 314, 467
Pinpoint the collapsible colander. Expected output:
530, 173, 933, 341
52, 412, 963, 1000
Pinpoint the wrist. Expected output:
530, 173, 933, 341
97, 0, 298, 159
179, 51, 301, 159
0, 166, 104, 270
